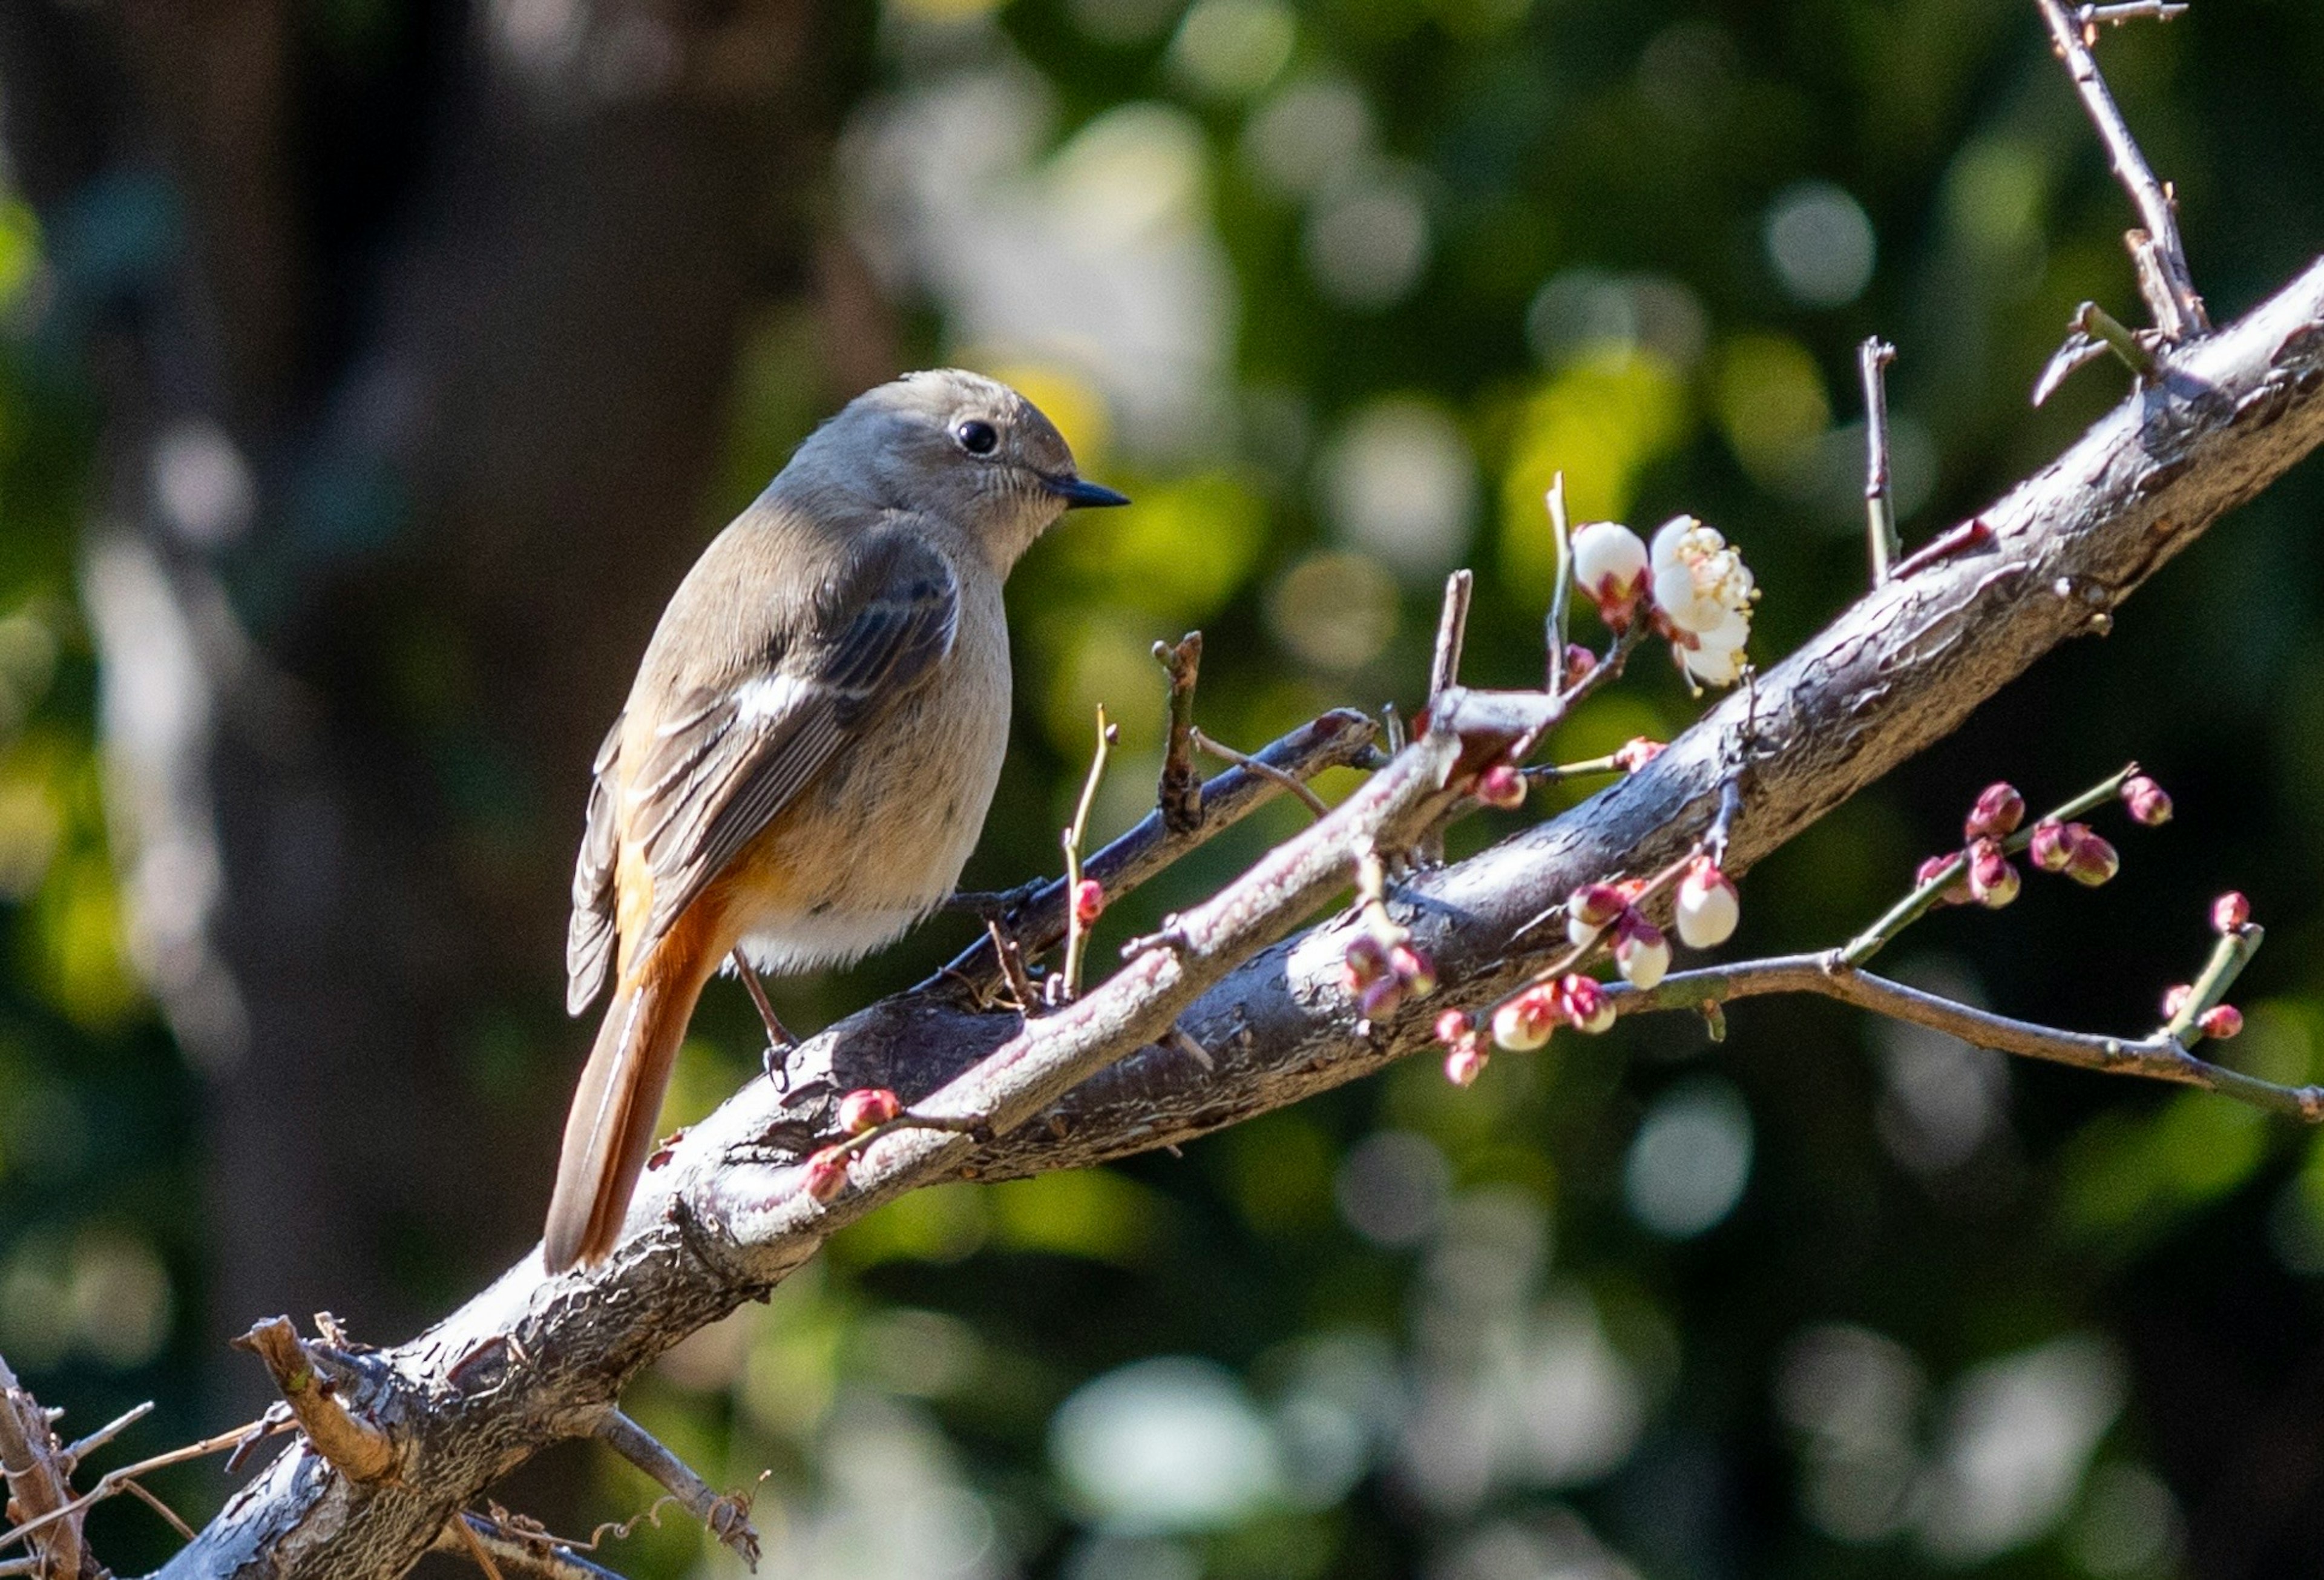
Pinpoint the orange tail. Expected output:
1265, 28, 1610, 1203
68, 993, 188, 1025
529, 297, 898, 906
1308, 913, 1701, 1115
543, 941, 717, 1272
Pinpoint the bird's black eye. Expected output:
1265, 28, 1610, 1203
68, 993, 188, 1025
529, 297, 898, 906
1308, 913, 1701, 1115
954, 419, 1000, 456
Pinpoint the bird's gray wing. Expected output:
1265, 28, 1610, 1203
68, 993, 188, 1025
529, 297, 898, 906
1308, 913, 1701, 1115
623, 528, 961, 963
565, 711, 628, 1013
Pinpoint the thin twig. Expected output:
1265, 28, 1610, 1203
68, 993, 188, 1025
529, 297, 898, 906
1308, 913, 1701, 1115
232, 1317, 396, 1481
1153, 633, 1205, 835
1, 1415, 284, 1555
1420, 570, 1475, 864
1607, 953, 2324, 1122
1430, 570, 1474, 708
2034, 0, 2208, 338
1059, 708, 1119, 1002
121, 1475, 199, 1541
1544, 473, 1573, 693
1520, 753, 1627, 783
2077, 300, 2160, 380
2077, 1, 2186, 26
62, 1400, 154, 1472
985, 918, 1039, 1013
925, 708, 1378, 996
2161, 921, 2262, 1043
593, 1409, 760, 1567
1191, 727, 1328, 818
0, 1358, 82, 1577
433, 1514, 628, 1580
450, 1510, 511, 1580
1840, 763, 2139, 964
1860, 338, 1901, 586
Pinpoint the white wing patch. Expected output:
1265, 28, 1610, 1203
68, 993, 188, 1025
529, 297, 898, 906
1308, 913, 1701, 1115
734, 673, 812, 723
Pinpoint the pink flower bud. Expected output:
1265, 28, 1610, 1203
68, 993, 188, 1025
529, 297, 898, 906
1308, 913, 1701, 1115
1342, 933, 1390, 989
1073, 878, 1106, 926
1444, 1039, 1489, 1087
1475, 764, 1528, 810
1675, 857, 1740, 948
1612, 737, 1666, 772
1916, 854, 1972, 906
1565, 647, 1598, 689
1491, 988, 1558, 1052
1967, 838, 2020, 909
1555, 973, 1615, 1034
1964, 782, 2026, 841
2199, 1004, 2244, 1040
1613, 913, 1670, 989
2212, 891, 2251, 934
1390, 943, 1437, 996
2027, 820, 2074, 873
1566, 883, 1629, 946
2121, 774, 2173, 826
804, 1147, 850, 1203
1358, 975, 1405, 1021
2161, 984, 2192, 1020
838, 1088, 902, 1134
2063, 827, 2119, 887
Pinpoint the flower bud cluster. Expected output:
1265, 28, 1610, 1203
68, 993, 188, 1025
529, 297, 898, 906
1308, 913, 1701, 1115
1572, 859, 1741, 984
1445, 855, 1742, 1087
1341, 913, 1437, 1024
1564, 515, 1758, 688
1917, 777, 2152, 913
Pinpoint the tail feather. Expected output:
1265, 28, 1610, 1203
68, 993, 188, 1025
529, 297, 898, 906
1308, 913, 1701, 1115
544, 946, 715, 1271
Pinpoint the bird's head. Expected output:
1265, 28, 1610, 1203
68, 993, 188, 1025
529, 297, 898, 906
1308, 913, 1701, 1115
789, 369, 1128, 571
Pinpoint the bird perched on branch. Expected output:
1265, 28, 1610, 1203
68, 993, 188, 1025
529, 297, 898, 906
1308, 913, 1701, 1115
545, 370, 1127, 1271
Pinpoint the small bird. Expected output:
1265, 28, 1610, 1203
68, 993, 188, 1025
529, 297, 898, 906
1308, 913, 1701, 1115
546, 369, 1127, 1271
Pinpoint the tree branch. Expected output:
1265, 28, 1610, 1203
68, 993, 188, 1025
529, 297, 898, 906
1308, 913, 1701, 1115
1604, 953, 2324, 1122
2035, 0, 2209, 338
137, 255, 2324, 1580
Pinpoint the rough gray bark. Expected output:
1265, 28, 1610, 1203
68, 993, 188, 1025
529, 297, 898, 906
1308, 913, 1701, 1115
138, 255, 2324, 1579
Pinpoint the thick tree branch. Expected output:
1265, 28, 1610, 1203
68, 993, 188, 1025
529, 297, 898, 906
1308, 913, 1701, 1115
139, 257, 2324, 1579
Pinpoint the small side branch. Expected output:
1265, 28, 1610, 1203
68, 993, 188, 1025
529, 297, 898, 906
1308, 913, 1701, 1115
1544, 474, 1574, 692
1859, 338, 1901, 586
0, 1355, 85, 1579
928, 708, 1378, 996
1420, 570, 1477, 863
434, 1514, 628, 1579
592, 1410, 759, 1568
1430, 570, 1474, 707
1152, 633, 1204, 835
1609, 954, 2324, 1122
2034, 0, 2208, 338
1191, 728, 1328, 818
233, 1317, 396, 1482
1057, 709, 1119, 1002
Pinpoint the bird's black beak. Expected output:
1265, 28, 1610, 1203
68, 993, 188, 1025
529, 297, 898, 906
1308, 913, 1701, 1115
1045, 474, 1131, 509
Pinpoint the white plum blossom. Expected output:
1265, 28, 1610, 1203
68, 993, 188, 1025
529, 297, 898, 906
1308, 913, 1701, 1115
1675, 858, 1740, 948
1571, 520, 1649, 609
1650, 515, 1755, 687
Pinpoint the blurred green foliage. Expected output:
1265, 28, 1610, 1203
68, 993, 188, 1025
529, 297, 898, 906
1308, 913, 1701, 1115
9, 0, 2324, 1575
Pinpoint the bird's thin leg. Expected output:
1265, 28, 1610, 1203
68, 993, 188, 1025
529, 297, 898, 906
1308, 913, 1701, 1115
731, 949, 796, 1086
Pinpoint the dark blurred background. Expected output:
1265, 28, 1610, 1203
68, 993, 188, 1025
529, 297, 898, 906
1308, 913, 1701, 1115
2, 0, 2323, 1575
